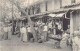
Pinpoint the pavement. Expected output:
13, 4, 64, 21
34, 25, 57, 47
0, 35, 72, 51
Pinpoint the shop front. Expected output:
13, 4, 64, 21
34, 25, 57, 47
48, 12, 70, 35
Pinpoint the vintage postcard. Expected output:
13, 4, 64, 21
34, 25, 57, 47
0, 0, 80, 51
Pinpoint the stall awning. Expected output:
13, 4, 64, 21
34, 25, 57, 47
48, 14, 56, 17
48, 13, 65, 18
56, 13, 65, 18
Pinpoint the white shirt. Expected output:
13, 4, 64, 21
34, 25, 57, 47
35, 27, 38, 30
58, 24, 62, 30
48, 22, 52, 28
74, 36, 80, 46
27, 27, 31, 32
21, 27, 26, 34
3, 27, 8, 32
43, 25, 48, 31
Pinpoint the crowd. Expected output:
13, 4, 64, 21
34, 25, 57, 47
20, 20, 49, 43
1, 20, 80, 51
19, 20, 71, 48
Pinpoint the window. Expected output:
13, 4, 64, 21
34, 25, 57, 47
35, 4, 40, 14
32, 6, 35, 14
71, 0, 75, 3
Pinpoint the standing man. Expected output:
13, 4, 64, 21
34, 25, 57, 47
22, 25, 27, 42
8, 24, 12, 40
34, 25, 38, 41
27, 26, 33, 42
48, 21, 52, 33
42, 23, 48, 42
3, 25, 8, 40
20, 26, 23, 41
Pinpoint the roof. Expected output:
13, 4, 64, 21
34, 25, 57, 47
62, 3, 80, 8
21, 2, 80, 20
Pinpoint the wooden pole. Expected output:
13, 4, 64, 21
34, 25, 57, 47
70, 11, 74, 36
12, 3, 14, 35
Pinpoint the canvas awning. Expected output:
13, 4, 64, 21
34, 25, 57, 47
56, 13, 65, 18
48, 14, 56, 17
48, 13, 65, 18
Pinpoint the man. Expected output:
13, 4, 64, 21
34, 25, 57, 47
20, 26, 23, 41
48, 21, 52, 33
21, 25, 27, 42
3, 25, 8, 40
42, 23, 48, 42
27, 26, 33, 42
34, 25, 38, 40
8, 24, 12, 40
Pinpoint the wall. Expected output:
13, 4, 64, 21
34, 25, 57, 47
62, 0, 71, 7
40, 2, 46, 12
54, 0, 61, 9
47, 0, 55, 11
47, 0, 61, 11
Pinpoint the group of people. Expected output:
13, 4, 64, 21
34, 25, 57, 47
0, 23, 12, 41
20, 23, 47, 42
19, 20, 54, 43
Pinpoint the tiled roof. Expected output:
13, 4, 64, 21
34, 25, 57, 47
62, 3, 80, 8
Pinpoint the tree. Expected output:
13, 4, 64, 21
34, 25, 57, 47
9, 0, 38, 42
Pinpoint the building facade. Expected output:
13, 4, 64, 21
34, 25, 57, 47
21, 0, 80, 35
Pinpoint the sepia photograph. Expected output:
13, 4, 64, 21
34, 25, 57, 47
0, 0, 80, 51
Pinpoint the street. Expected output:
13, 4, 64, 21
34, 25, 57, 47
0, 35, 72, 51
